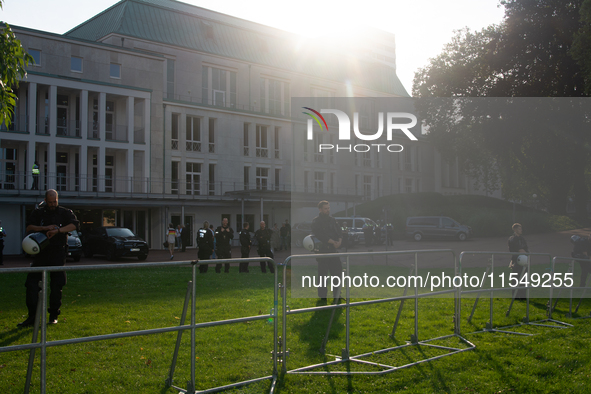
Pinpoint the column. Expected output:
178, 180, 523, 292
81, 90, 88, 140
127, 149, 134, 193
144, 98, 150, 145
49, 85, 57, 136
99, 92, 106, 141
127, 96, 134, 143
48, 141, 56, 190
143, 98, 150, 193
80, 145, 88, 192
97, 146, 104, 192
28, 82, 37, 134
27, 141, 36, 190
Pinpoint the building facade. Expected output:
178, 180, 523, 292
0, 0, 475, 255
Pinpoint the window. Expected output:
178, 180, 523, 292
404, 148, 412, 171
105, 100, 115, 140
186, 116, 201, 152
274, 168, 280, 191
110, 63, 121, 79
329, 172, 335, 194
256, 167, 268, 190
303, 130, 309, 161
328, 135, 335, 164
314, 132, 323, 163
28, 49, 41, 66
186, 162, 201, 195
363, 150, 371, 167
208, 164, 215, 195
405, 178, 413, 193
243, 123, 250, 156
260, 77, 289, 116
105, 155, 114, 192
256, 125, 268, 158
314, 172, 324, 194
171, 113, 180, 150
363, 175, 372, 199
274, 127, 280, 159
244, 166, 250, 190
166, 59, 175, 99
202, 66, 236, 107
172, 161, 179, 195
71, 56, 82, 72
304, 171, 309, 193
208, 119, 215, 152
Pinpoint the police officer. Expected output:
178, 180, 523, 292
311, 201, 342, 302
31, 161, 40, 190
215, 218, 234, 273
18, 190, 79, 327
508, 223, 529, 300
239, 222, 252, 273
196, 221, 214, 273
255, 221, 274, 273
0, 220, 6, 265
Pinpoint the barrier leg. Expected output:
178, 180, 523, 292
24, 280, 44, 394
467, 265, 491, 323
506, 266, 527, 317
390, 265, 414, 338
165, 281, 192, 388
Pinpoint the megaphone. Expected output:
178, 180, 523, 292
303, 234, 323, 252
22, 232, 50, 255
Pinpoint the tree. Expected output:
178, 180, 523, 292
414, 0, 591, 216
1, 0, 33, 127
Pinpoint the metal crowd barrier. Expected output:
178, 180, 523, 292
281, 249, 476, 376
459, 252, 572, 336
0, 257, 279, 394
550, 256, 591, 319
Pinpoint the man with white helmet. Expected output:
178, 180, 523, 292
18, 189, 79, 327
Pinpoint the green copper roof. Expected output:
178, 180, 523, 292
65, 0, 409, 97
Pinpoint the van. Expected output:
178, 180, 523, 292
405, 216, 472, 242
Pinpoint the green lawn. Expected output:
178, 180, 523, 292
1, 265, 590, 393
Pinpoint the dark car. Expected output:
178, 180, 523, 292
292, 221, 358, 248
83, 226, 149, 261
405, 216, 472, 242
66, 230, 82, 262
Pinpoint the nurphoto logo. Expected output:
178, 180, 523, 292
302, 107, 417, 153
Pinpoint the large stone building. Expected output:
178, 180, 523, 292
0, 0, 475, 255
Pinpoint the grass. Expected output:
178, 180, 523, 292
1, 265, 591, 393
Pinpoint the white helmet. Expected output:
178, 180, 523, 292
22, 232, 49, 255
303, 235, 322, 252
516, 254, 529, 266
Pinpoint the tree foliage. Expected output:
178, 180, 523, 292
413, 0, 591, 216
1, 0, 33, 127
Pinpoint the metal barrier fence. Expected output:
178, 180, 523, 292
281, 249, 476, 376
550, 256, 591, 319
0, 257, 279, 394
459, 252, 572, 335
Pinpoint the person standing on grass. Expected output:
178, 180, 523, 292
167, 223, 176, 260
311, 200, 342, 303
18, 189, 79, 327
255, 221, 274, 273
508, 223, 529, 300
214, 218, 233, 273
239, 222, 252, 273
197, 221, 214, 273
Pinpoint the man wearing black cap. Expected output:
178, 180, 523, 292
18, 189, 79, 327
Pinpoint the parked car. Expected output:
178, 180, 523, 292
66, 230, 82, 262
292, 221, 359, 248
83, 226, 149, 261
334, 217, 383, 245
405, 216, 472, 242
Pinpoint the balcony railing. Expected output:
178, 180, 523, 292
0, 115, 28, 133
0, 171, 395, 201
106, 124, 128, 142
163, 94, 291, 118
56, 119, 81, 138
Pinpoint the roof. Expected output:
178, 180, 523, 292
64, 0, 409, 97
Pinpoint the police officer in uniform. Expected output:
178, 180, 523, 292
311, 201, 342, 302
31, 161, 40, 190
18, 190, 79, 327
215, 218, 234, 273
508, 223, 529, 300
255, 221, 274, 273
196, 221, 214, 273
239, 222, 252, 273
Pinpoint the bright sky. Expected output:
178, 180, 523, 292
1, 0, 506, 96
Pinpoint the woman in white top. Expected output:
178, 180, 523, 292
167, 223, 176, 259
